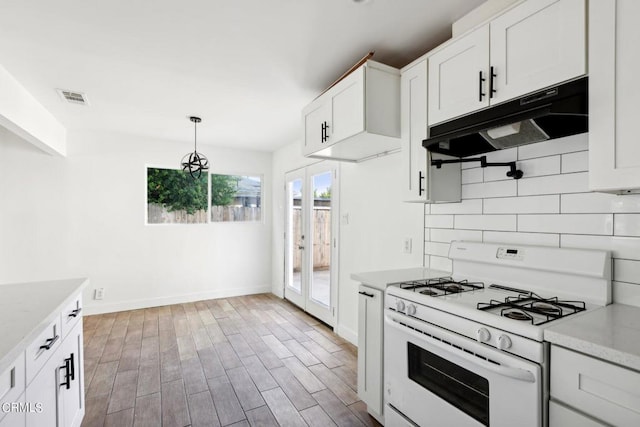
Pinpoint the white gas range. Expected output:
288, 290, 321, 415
383, 241, 611, 427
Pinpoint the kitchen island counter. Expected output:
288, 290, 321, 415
0, 278, 88, 375
351, 267, 450, 292
545, 303, 640, 371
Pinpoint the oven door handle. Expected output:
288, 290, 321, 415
386, 312, 537, 383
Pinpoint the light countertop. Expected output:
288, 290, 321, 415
545, 303, 640, 371
0, 278, 88, 374
351, 267, 451, 291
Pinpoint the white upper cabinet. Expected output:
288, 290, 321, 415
589, 0, 640, 192
428, 25, 490, 126
401, 59, 461, 203
490, 0, 586, 104
428, 0, 586, 126
302, 60, 400, 162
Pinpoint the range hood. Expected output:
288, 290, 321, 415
423, 77, 588, 158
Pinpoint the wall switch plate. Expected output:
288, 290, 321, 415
403, 238, 412, 254
94, 288, 105, 300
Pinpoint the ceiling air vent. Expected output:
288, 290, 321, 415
56, 89, 89, 106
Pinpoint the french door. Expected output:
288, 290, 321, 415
284, 162, 339, 326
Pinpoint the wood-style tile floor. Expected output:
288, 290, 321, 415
81, 293, 380, 427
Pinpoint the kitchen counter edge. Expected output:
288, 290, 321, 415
545, 303, 640, 372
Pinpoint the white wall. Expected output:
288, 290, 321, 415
272, 142, 424, 343
423, 133, 640, 306
0, 128, 273, 314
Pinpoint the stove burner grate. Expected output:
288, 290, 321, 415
396, 277, 484, 296
477, 293, 586, 325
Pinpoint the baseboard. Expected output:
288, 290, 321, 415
337, 324, 358, 346
83, 285, 272, 315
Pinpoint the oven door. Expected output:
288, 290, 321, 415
384, 310, 542, 427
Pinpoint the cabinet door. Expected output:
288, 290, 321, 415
59, 322, 84, 427
589, 0, 640, 192
357, 285, 383, 416
401, 60, 428, 202
26, 354, 61, 427
428, 25, 489, 126
302, 100, 331, 156
549, 401, 606, 427
490, 0, 586, 104
330, 66, 365, 143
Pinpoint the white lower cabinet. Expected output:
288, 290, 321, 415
550, 345, 640, 426
357, 285, 383, 423
25, 296, 84, 427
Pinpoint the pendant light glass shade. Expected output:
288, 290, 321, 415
181, 116, 209, 179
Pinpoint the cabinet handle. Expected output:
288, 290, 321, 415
60, 357, 72, 389
321, 122, 325, 142
418, 171, 425, 196
10, 367, 15, 388
359, 291, 374, 298
40, 334, 59, 350
478, 71, 486, 101
69, 308, 82, 318
489, 66, 497, 98
321, 121, 330, 143
69, 353, 75, 381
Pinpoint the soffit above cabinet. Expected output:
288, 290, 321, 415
301, 60, 401, 162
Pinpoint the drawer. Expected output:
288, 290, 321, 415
60, 293, 83, 339
549, 400, 607, 427
551, 345, 640, 426
0, 352, 25, 418
25, 317, 62, 385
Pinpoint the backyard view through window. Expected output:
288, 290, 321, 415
147, 167, 208, 224
146, 169, 262, 224
211, 174, 262, 222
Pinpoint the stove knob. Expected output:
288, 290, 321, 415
407, 304, 417, 316
498, 334, 512, 350
396, 300, 406, 312
476, 328, 491, 342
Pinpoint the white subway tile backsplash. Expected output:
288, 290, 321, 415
483, 231, 560, 247
462, 168, 483, 184
484, 195, 559, 214
614, 259, 640, 285
561, 192, 640, 213
462, 180, 517, 199
561, 234, 640, 260
614, 214, 640, 237
455, 215, 516, 231
485, 156, 560, 182
430, 228, 483, 243
425, 241, 451, 257
613, 281, 640, 306
430, 255, 452, 273
518, 133, 588, 160
561, 151, 588, 173
518, 172, 589, 196
425, 215, 454, 229
431, 199, 483, 215
518, 214, 613, 235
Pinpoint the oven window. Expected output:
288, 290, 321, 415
408, 342, 489, 426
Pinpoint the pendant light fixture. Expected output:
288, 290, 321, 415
181, 116, 209, 179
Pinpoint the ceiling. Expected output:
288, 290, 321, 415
0, 0, 485, 152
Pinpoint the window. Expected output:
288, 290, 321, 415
211, 174, 262, 222
147, 167, 208, 224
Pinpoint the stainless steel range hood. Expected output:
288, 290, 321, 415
423, 77, 588, 158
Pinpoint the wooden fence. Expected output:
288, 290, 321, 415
147, 203, 260, 224
292, 207, 331, 271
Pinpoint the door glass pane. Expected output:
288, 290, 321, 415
310, 171, 332, 307
287, 179, 303, 293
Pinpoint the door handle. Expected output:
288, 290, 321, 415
418, 171, 425, 196
60, 356, 72, 389
489, 66, 497, 98
298, 245, 305, 250
478, 70, 486, 101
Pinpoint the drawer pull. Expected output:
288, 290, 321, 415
10, 367, 15, 388
69, 308, 82, 318
359, 291, 374, 298
40, 334, 59, 350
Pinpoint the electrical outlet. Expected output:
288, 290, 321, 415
94, 288, 105, 300
403, 238, 412, 254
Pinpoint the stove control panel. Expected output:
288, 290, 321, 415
496, 247, 524, 261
